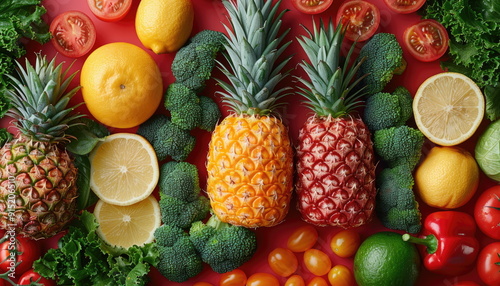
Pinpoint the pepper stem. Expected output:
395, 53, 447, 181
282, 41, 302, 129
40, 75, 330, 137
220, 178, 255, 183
402, 233, 438, 254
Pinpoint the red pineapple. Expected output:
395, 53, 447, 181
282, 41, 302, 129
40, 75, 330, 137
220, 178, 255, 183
295, 20, 376, 228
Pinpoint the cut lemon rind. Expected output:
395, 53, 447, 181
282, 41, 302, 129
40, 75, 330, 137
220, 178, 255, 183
89, 133, 160, 206
94, 196, 161, 248
413, 72, 485, 146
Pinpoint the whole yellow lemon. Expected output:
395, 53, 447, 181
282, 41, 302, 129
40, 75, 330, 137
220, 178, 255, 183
80, 42, 163, 129
135, 0, 194, 54
415, 146, 479, 209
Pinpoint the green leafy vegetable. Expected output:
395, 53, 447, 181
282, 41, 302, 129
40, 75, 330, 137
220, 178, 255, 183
33, 211, 158, 286
475, 119, 500, 182
66, 117, 110, 155
74, 155, 97, 210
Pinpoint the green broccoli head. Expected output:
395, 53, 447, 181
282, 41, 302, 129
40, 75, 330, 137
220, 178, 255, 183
137, 114, 172, 160
154, 224, 203, 283
159, 195, 210, 230
165, 83, 202, 130
189, 215, 257, 274
158, 119, 196, 161
375, 165, 422, 233
159, 161, 200, 201
198, 96, 221, 132
190, 30, 226, 54
374, 125, 424, 169
363, 87, 413, 131
359, 33, 406, 95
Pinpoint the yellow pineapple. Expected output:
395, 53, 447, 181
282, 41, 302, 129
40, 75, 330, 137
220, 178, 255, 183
206, 0, 293, 228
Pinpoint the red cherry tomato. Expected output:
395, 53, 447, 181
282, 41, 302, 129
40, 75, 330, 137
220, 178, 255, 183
474, 186, 500, 239
453, 282, 481, 286
268, 247, 298, 277
220, 269, 247, 286
477, 242, 500, 286
0, 235, 41, 276
336, 0, 380, 42
330, 229, 361, 258
287, 225, 318, 252
403, 19, 449, 62
18, 269, 57, 286
291, 0, 334, 14
307, 276, 329, 286
327, 265, 356, 286
49, 11, 96, 58
246, 273, 280, 286
87, 0, 132, 22
383, 0, 426, 14
303, 249, 332, 276
285, 275, 306, 286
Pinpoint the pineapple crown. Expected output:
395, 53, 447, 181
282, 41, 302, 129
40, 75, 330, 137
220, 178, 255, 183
216, 0, 293, 116
5, 54, 83, 143
296, 20, 368, 118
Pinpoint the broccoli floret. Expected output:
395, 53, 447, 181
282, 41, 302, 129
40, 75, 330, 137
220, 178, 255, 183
374, 125, 424, 169
159, 161, 200, 201
165, 83, 202, 130
189, 215, 257, 274
190, 30, 226, 54
137, 115, 195, 161
160, 195, 210, 229
375, 165, 422, 233
198, 96, 221, 131
359, 33, 406, 95
363, 87, 413, 131
154, 224, 203, 283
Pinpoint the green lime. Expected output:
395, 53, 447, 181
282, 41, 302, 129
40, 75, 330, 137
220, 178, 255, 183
353, 231, 420, 286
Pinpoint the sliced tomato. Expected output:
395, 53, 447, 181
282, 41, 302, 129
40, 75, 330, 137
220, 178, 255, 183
291, 0, 334, 14
49, 11, 96, 58
403, 19, 449, 62
87, 0, 132, 22
383, 0, 426, 14
336, 0, 380, 42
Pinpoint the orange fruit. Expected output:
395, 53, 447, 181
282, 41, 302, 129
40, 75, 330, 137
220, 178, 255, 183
135, 0, 194, 54
80, 42, 163, 129
415, 146, 479, 209
413, 72, 484, 146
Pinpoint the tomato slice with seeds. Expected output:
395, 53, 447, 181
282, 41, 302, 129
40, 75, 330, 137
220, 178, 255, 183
49, 11, 96, 58
292, 0, 334, 14
403, 19, 449, 62
383, 0, 426, 14
87, 0, 132, 22
336, 0, 380, 42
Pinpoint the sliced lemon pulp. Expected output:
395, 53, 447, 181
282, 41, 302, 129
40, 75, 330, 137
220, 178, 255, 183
89, 133, 159, 206
413, 72, 485, 146
94, 196, 161, 248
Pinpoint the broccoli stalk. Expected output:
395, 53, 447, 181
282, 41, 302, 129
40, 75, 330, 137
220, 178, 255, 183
359, 33, 406, 95
189, 215, 257, 274
154, 224, 203, 283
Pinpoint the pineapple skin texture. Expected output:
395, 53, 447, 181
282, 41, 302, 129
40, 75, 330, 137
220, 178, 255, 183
207, 114, 294, 228
0, 136, 78, 239
296, 116, 376, 228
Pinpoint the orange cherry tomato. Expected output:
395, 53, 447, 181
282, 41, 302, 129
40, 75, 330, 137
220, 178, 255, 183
285, 275, 306, 286
194, 282, 214, 286
246, 273, 280, 286
330, 229, 361, 258
287, 225, 319, 252
303, 249, 332, 276
220, 269, 247, 286
268, 247, 299, 277
307, 277, 329, 286
327, 265, 356, 286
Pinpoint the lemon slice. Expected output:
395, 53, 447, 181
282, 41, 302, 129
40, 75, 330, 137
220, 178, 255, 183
413, 72, 485, 146
94, 196, 161, 248
89, 133, 159, 206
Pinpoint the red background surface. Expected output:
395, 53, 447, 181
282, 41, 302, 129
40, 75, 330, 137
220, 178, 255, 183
19, 0, 499, 285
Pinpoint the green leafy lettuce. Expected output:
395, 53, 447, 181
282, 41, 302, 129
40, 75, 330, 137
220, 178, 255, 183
33, 211, 159, 286
423, 0, 500, 120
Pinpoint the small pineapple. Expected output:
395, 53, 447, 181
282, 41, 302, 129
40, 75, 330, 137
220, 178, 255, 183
206, 0, 294, 228
295, 21, 376, 228
0, 54, 81, 239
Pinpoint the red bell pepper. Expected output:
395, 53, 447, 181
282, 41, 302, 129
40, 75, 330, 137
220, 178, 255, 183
402, 211, 480, 276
